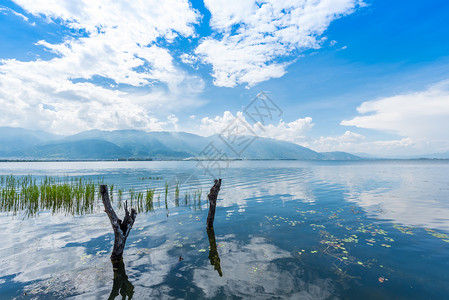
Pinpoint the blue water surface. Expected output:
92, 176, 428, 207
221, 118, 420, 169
0, 160, 448, 299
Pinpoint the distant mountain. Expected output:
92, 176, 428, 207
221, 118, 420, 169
318, 151, 362, 160
0, 127, 362, 160
0, 127, 60, 154
64, 130, 204, 159
351, 152, 380, 159
203, 134, 321, 160
22, 139, 131, 160
406, 151, 449, 159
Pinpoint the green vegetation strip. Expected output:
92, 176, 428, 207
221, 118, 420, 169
0, 175, 202, 216
0, 175, 101, 216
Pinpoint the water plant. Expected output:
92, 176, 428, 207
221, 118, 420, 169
1, 175, 97, 216
145, 188, 155, 212
165, 181, 169, 209
0, 175, 208, 216
174, 181, 180, 207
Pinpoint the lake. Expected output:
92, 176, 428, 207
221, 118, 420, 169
1, 160, 449, 299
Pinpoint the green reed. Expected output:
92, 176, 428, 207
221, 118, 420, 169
0, 175, 204, 217
174, 182, 180, 207
165, 181, 169, 209
0, 175, 99, 216
145, 188, 155, 212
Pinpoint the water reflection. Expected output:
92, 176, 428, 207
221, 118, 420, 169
310, 161, 449, 230
1, 161, 449, 299
109, 259, 134, 300
192, 236, 336, 299
207, 227, 223, 277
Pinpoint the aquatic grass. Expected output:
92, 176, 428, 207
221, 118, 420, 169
192, 188, 202, 211
127, 189, 157, 213
0, 175, 100, 216
165, 181, 169, 210
0, 175, 206, 216
174, 181, 180, 207
145, 188, 155, 212
129, 188, 136, 207
117, 188, 123, 209
137, 191, 144, 210
110, 184, 114, 201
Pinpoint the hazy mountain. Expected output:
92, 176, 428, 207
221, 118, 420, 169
318, 151, 362, 160
64, 129, 204, 159
205, 134, 321, 160
352, 152, 380, 159
0, 127, 60, 154
0, 127, 362, 160
406, 151, 449, 159
22, 139, 131, 160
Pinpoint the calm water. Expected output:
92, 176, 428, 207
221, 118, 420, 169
1, 160, 449, 299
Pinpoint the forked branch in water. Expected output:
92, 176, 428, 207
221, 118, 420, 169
100, 184, 137, 261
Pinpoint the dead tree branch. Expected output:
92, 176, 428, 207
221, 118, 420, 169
206, 179, 222, 229
100, 184, 137, 261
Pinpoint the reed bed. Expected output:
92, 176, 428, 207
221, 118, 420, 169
0, 175, 99, 216
0, 175, 204, 216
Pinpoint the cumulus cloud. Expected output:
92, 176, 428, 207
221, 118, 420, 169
0, 0, 202, 134
199, 111, 313, 144
313, 130, 364, 151
196, 0, 363, 87
340, 81, 449, 152
342, 81, 449, 140
179, 53, 199, 68
0, 0, 368, 135
312, 131, 423, 156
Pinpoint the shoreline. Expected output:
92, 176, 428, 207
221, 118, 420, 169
0, 158, 448, 162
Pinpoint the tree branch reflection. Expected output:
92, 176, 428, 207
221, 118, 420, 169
207, 227, 223, 277
108, 259, 134, 300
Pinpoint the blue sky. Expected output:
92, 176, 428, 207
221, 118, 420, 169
1, 0, 449, 156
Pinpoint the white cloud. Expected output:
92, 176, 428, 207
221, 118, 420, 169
180, 53, 199, 67
371, 137, 416, 148
297, 79, 449, 156
341, 81, 449, 152
167, 114, 179, 131
12, 0, 198, 37
199, 111, 241, 136
198, 111, 313, 144
323, 130, 365, 143
196, 0, 363, 87
0, 6, 33, 24
313, 131, 361, 152
312, 131, 424, 156
0, 0, 202, 134
256, 117, 314, 144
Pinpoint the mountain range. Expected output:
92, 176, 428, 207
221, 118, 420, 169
0, 127, 363, 160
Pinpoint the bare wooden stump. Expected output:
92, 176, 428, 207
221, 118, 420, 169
206, 179, 222, 229
100, 185, 137, 261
